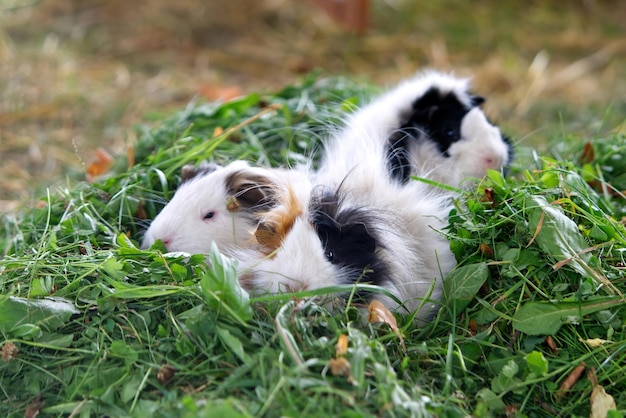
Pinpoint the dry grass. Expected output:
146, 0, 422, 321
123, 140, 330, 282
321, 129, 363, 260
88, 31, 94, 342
1, 0, 625, 213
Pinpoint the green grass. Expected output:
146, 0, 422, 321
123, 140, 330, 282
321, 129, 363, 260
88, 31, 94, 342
1, 75, 626, 417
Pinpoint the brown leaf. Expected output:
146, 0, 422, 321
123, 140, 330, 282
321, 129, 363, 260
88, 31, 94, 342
505, 404, 520, 417
328, 357, 355, 385
479, 243, 494, 257
213, 126, 224, 137
198, 84, 245, 102
557, 362, 586, 399
126, 145, 135, 169
368, 300, 406, 354
157, 364, 176, 385
483, 187, 496, 205
335, 334, 348, 357
1, 342, 18, 362
580, 142, 595, 164
24, 396, 44, 418
86, 147, 114, 182
468, 318, 478, 336
545, 335, 559, 355
135, 202, 148, 220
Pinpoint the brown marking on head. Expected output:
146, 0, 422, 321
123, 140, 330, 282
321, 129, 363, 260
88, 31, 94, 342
224, 170, 278, 213
180, 161, 222, 183
253, 183, 303, 256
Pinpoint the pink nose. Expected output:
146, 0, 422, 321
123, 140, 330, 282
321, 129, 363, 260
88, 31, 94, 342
484, 156, 501, 169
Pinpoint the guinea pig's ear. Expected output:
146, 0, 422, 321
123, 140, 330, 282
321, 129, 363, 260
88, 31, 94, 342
180, 162, 222, 182
225, 171, 277, 212
470, 95, 485, 107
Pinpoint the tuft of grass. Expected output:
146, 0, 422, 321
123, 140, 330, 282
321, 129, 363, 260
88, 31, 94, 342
2, 75, 626, 417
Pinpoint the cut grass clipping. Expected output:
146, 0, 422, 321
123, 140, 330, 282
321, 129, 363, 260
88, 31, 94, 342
2, 74, 626, 417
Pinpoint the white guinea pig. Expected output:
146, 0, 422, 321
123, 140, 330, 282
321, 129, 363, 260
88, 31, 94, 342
318, 70, 512, 189
141, 160, 291, 255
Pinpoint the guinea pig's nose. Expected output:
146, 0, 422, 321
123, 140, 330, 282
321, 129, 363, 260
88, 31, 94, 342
484, 155, 502, 169
161, 237, 172, 248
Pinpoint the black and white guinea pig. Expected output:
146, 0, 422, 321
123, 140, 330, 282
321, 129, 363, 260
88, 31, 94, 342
235, 171, 456, 319
318, 70, 512, 188
236, 184, 386, 295
141, 160, 295, 255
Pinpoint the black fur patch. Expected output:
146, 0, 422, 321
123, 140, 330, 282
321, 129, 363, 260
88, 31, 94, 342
386, 87, 478, 183
310, 188, 389, 288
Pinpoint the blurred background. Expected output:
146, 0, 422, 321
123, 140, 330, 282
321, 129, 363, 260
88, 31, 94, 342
1, 0, 625, 212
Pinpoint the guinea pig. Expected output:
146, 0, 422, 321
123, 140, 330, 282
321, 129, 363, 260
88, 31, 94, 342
237, 184, 388, 296
385, 78, 512, 186
235, 165, 456, 319
140, 160, 287, 255
317, 70, 512, 189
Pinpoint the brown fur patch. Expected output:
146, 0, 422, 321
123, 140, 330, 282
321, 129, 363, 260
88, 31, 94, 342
224, 170, 278, 212
238, 270, 256, 291
254, 184, 302, 256
180, 161, 221, 183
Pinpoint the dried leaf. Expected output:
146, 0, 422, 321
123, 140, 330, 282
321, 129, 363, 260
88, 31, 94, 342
581, 142, 595, 164
1, 342, 18, 361
468, 318, 478, 336
213, 126, 224, 137
198, 84, 245, 102
86, 147, 114, 182
557, 362, 586, 399
590, 385, 617, 418
482, 187, 496, 206
579, 337, 612, 348
328, 357, 355, 385
589, 368, 616, 418
479, 243, 494, 257
329, 357, 350, 376
126, 145, 135, 169
368, 300, 406, 353
24, 396, 44, 418
545, 335, 559, 354
335, 334, 348, 357
157, 364, 176, 385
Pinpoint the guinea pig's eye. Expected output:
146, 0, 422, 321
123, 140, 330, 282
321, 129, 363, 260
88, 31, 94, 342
325, 250, 334, 262
445, 128, 456, 139
203, 211, 215, 220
